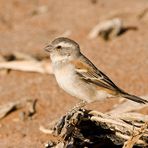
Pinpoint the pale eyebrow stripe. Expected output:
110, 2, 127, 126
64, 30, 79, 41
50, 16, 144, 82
58, 42, 73, 47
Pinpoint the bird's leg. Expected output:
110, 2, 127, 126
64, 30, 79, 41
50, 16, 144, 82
71, 100, 87, 112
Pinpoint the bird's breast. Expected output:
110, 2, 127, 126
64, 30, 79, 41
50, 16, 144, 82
52, 62, 113, 102
53, 63, 76, 90
53, 65, 94, 102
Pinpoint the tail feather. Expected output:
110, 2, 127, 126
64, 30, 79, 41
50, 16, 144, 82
121, 93, 148, 104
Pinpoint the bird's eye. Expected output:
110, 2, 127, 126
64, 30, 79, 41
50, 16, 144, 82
56, 45, 62, 49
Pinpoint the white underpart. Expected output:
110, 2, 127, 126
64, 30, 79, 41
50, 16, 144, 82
50, 55, 69, 63
52, 61, 111, 103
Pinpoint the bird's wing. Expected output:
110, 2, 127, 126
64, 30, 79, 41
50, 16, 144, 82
71, 55, 148, 104
71, 55, 123, 94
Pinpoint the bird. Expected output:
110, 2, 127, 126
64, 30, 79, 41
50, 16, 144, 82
44, 37, 148, 104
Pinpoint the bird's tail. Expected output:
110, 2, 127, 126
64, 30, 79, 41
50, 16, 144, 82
120, 92, 148, 104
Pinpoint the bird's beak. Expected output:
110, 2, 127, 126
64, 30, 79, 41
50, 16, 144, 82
44, 44, 53, 52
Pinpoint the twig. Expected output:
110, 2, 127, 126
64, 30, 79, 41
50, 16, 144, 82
123, 123, 148, 148
39, 125, 53, 134
0, 99, 28, 119
27, 99, 38, 117
88, 18, 123, 40
0, 60, 53, 74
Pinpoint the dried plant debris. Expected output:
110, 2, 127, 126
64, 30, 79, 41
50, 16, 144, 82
0, 52, 38, 61
88, 18, 137, 40
0, 60, 52, 74
88, 18, 123, 40
26, 99, 37, 117
0, 101, 19, 119
0, 52, 52, 74
45, 108, 148, 148
108, 96, 148, 115
123, 123, 148, 148
0, 99, 37, 120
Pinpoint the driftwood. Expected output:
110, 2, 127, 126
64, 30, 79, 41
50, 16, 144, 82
44, 99, 148, 148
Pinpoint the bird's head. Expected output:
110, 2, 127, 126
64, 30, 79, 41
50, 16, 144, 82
45, 37, 80, 62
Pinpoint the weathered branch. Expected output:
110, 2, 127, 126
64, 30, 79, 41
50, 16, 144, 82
44, 107, 148, 148
0, 60, 52, 74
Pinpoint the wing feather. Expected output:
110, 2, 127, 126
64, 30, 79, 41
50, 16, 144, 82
71, 55, 123, 93
71, 55, 148, 104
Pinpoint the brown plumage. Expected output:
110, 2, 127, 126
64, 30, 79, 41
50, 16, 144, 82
45, 37, 148, 104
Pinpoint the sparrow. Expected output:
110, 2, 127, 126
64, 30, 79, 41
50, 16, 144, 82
45, 37, 148, 104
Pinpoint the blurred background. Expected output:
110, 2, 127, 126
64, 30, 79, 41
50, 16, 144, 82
0, 0, 148, 147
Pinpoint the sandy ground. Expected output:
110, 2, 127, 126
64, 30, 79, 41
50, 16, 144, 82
0, 0, 148, 147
